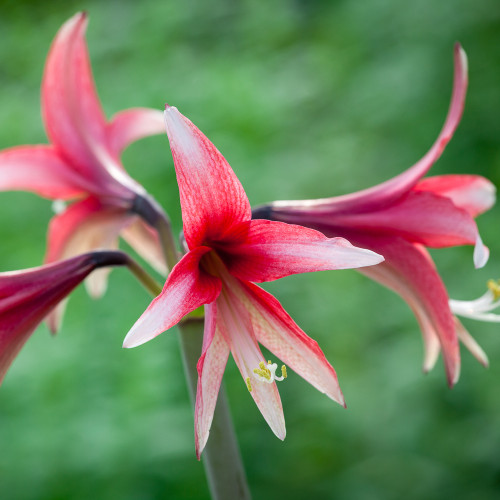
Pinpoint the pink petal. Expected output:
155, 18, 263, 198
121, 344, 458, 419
107, 108, 165, 157
316, 190, 480, 248
415, 175, 496, 217
120, 218, 167, 275
45, 197, 132, 332
123, 247, 222, 348
195, 302, 230, 459
0, 145, 86, 199
163, 106, 251, 249
42, 12, 137, 199
216, 284, 285, 440
352, 233, 460, 386
221, 219, 384, 282
455, 318, 489, 368
267, 43, 467, 215
0, 254, 102, 384
241, 281, 345, 406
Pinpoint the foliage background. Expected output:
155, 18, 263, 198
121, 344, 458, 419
0, 0, 499, 498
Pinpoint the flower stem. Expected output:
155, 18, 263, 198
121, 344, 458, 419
133, 194, 251, 499
178, 318, 251, 500
124, 255, 163, 297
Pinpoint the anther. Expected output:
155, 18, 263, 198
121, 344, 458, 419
487, 279, 500, 300
252, 360, 287, 384
245, 377, 252, 392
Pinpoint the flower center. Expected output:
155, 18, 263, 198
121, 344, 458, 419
245, 361, 287, 392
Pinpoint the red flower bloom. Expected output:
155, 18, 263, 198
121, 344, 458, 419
123, 105, 384, 457
0, 12, 167, 328
253, 44, 495, 387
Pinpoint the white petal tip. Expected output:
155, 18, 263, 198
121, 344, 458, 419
473, 234, 489, 269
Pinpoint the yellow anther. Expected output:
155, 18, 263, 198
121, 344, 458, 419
268, 360, 272, 365
245, 377, 252, 392
487, 279, 500, 300
281, 365, 287, 379
253, 367, 271, 380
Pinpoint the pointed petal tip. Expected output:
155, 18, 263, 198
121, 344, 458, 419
473, 234, 489, 269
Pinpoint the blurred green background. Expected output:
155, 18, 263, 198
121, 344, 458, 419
0, 0, 499, 498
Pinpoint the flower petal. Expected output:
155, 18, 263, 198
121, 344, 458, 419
42, 12, 138, 198
123, 247, 222, 348
415, 175, 496, 217
120, 218, 167, 275
455, 318, 489, 368
0, 253, 117, 385
195, 302, 230, 459
221, 219, 384, 282
107, 108, 165, 157
316, 190, 480, 248
241, 281, 345, 406
0, 145, 86, 199
164, 106, 251, 249
352, 234, 460, 386
264, 44, 467, 216
216, 285, 285, 440
44, 197, 132, 332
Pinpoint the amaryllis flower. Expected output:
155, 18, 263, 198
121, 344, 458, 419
252, 44, 495, 387
0, 12, 167, 314
0, 251, 129, 385
123, 105, 384, 458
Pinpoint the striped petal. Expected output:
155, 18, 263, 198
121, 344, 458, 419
164, 105, 251, 249
123, 247, 222, 348
221, 219, 383, 282
241, 281, 345, 406
195, 302, 230, 459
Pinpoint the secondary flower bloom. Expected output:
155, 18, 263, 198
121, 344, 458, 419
124, 105, 384, 458
0, 12, 166, 318
252, 44, 495, 387
0, 251, 129, 386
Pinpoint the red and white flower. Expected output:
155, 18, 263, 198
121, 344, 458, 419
252, 44, 495, 387
124, 105, 384, 458
0, 12, 167, 325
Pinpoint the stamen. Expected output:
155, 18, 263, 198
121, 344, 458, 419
487, 279, 500, 300
252, 360, 287, 384
245, 377, 252, 392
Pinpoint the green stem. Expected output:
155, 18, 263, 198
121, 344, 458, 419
178, 319, 251, 500
125, 255, 163, 296
133, 194, 251, 499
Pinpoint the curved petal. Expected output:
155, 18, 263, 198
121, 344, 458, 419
164, 106, 251, 249
108, 108, 165, 157
321, 190, 480, 248
351, 234, 460, 386
266, 44, 467, 216
120, 218, 167, 275
222, 219, 383, 283
0, 253, 110, 385
195, 302, 230, 459
216, 284, 286, 440
42, 12, 137, 198
241, 281, 345, 406
455, 318, 488, 367
415, 175, 496, 217
44, 197, 132, 332
0, 145, 87, 199
123, 247, 222, 348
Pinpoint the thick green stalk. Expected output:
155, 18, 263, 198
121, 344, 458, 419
132, 194, 251, 499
